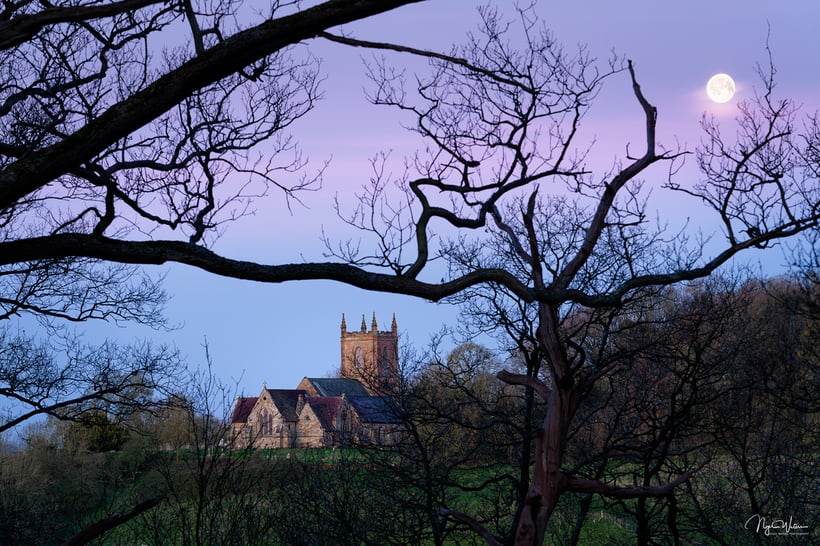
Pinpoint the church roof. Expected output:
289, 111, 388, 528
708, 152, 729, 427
265, 389, 307, 421
303, 378, 370, 397
305, 396, 341, 429
347, 396, 403, 424
230, 397, 257, 423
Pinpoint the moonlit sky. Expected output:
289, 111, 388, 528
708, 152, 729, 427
74, 1, 820, 397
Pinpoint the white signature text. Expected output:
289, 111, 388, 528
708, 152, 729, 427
745, 514, 810, 536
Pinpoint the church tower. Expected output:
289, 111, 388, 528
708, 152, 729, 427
340, 312, 399, 394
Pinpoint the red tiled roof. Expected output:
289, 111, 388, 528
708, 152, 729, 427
230, 397, 258, 423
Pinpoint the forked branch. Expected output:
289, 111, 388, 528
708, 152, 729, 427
563, 471, 694, 499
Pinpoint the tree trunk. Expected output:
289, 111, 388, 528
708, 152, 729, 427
512, 303, 575, 545
569, 493, 595, 546
636, 497, 650, 546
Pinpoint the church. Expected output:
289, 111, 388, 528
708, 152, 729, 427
228, 313, 403, 449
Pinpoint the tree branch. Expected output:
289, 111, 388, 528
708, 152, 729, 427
556, 60, 665, 289
2, 219, 817, 309
0, 234, 533, 303
62, 496, 164, 546
319, 31, 536, 92
0, 0, 164, 50
563, 471, 693, 499
496, 369, 551, 401
0, 0, 422, 210
440, 508, 501, 546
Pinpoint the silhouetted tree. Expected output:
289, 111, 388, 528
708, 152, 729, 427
0, 414, 161, 545
678, 275, 818, 545
125, 354, 291, 546
359, 340, 525, 545
332, 7, 818, 541
0, 330, 182, 433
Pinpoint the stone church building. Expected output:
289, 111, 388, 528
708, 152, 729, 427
228, 313, 402, 449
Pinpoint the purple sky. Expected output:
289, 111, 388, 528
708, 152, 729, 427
79, 1, 820, 397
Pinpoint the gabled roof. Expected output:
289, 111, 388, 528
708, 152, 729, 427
265, 389, 307, 421
305, 396, 342, 430
348, 396, 403, 424
230, 397, 257, 423
302, 378, 370, 397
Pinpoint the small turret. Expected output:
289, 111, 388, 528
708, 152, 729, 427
360, 314, 367, 332
341, 313, 347, 333
391, 313, 397, 334
371, 312, 378, 332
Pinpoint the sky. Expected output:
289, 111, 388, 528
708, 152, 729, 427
75, 1, 820, 399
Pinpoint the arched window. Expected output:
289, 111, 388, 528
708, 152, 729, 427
380, 347, 390, 376
260, 410, 272, 436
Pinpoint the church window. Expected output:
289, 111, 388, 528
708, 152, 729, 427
380, 347, 390, 375
260, 410, 272, 436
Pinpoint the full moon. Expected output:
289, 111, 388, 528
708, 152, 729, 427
706, 73, 736, 103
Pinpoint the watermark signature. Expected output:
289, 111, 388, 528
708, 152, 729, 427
745, 514, 810, 537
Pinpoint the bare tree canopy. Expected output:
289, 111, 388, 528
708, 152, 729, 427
0, 0, 816, 309
0, 329, 182, 433
0, 3, 815, 314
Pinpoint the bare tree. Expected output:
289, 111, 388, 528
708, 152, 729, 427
398, 341, 523, 545
0, 2, 817, 544
0, 1, 420, 536
0, 0, 421, 273
680, 275, 818, 546
0, 329, 182, 433
127, 353, 286, 546
326, 7, 818, 543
